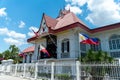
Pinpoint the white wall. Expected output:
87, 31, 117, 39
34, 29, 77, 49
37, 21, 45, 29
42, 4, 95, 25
57, 29, 80, 59
32, 39, 46, 62
30, 26, 120, 61
91, 28, 120, 54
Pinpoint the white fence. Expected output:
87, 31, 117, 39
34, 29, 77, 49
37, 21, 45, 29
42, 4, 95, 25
0, 61, 120, 80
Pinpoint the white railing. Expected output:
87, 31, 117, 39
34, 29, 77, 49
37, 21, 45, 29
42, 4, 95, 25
0, 61, 120, 80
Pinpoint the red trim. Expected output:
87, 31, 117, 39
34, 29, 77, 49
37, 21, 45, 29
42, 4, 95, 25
27, 22, 120, 42
27, 36, 38, 42
27, 22, 90, 42
51, 22, 90, 33
91, 22, 120, 33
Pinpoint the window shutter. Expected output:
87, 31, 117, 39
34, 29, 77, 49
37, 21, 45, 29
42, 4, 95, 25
67, 41, 69, 52
62, 42, 64, 53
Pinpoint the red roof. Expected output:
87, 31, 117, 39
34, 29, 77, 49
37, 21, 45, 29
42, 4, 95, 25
22, 46, 35, 53
53, 12, 87, 30
43, 10, 87, 30
44, 14, 57, 28
27, 9, 120, 42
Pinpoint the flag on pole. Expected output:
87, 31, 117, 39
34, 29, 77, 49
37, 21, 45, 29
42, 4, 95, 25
91, 38, 99, 45
19, 52, 25, 58
79, 33, 99, 45
40, 45, 50, 57
79, 33, 89, 42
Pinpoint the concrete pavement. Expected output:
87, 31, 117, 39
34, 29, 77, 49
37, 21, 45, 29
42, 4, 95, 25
0, 74, 28, 80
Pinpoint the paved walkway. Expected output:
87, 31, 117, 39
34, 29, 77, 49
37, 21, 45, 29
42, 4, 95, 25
0, 74, 29, 80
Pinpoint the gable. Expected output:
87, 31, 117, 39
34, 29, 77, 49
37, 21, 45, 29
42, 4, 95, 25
39, 18, 49, 34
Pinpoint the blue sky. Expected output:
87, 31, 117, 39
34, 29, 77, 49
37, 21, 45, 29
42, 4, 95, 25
0, 0, 120, 53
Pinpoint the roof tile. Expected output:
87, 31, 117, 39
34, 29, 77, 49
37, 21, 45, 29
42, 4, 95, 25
22, 46, 34, 53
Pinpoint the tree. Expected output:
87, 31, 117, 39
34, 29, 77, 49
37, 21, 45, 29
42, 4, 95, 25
9, 45, 19, 59
2, 45, 22, 63
2, 50, 11, 60
0, 53, 4, 64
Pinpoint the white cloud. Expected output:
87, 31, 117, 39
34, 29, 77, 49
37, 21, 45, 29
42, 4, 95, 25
65, 4, 82, 14
29, 26, 39, 31
28, 26, 39, 37
65, 0, 120, 27
18, 21, 25, 28
0, 8, 7, 17
0, 27, 26, 46
0, 27, 9, 35
7, 31, 26, 39
65, 0, 87, 6
0, 27, 26, 39
4, 38, 26, 46
86, 0, 120, 26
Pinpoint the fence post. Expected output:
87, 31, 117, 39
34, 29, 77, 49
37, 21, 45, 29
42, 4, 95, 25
23, 63, 26, 78
51, 62, 55, 80
76, 61, 81, 80
35, 63, 38, 79
15, 64, 18, 76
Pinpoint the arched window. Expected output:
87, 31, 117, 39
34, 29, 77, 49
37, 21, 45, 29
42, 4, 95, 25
24, 55, 27, 63
61, 39, 70, 58
109, 34, 120, 58
61, 39, 69, 53
109, 34, 120, 50
29, 54, 32, 63
90, 38, 101, 51
80, 43, 87, 57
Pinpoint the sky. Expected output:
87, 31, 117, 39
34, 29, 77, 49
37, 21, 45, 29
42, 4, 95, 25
0, 0, 120, 53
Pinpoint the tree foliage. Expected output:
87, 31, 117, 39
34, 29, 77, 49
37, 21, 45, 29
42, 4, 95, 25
80, 49, 114, 63
79, 50, 114, 80
2, 45, 22, 63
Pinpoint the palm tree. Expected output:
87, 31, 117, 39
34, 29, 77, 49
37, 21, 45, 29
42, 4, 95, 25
9, 45, 19, 59
2, 50, 11, 60
2, 45, 22, 63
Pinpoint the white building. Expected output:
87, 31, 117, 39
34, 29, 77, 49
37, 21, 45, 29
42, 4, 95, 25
23, 9, 120, 63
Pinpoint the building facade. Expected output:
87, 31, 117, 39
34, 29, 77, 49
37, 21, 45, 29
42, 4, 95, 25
23, 9, 120, 63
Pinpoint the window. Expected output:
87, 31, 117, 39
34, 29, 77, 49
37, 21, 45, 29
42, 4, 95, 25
91, 44, 101, 51
61, 39, 70, 58
109, 34, 120, 50
80, 43, 86, 51
29, 54, 32, 63
110, 51, 120, 58
109, 34, 120, 58
61, 39, 69, 53
24, 55, 27, 63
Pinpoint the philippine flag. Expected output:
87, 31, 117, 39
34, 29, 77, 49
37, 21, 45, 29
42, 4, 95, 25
40, 45, 50, 57
79, 33, 99, 45
91, 38, 99, 45
19, 53, 25, 58
79, 33, 89, 42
